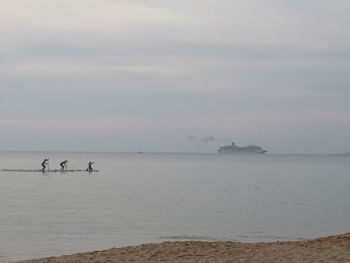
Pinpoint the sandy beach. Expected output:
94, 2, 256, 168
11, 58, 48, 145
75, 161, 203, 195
16, 233, 350, 263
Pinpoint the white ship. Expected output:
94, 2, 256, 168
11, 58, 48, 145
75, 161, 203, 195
218, 142, 267, 154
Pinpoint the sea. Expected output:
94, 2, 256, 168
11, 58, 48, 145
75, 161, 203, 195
1, 151, 350, 262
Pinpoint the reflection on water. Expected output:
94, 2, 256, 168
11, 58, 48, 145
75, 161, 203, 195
0, 152, 350, 261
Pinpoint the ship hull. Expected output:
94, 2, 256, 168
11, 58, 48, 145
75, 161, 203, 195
218, 150, 267, 154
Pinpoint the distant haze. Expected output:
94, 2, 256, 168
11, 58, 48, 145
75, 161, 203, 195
0, 1, 349, 154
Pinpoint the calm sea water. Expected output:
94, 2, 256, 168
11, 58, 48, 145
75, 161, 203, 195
1, 151, 350, 262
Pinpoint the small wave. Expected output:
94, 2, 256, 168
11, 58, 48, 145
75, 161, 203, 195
237, 234, 306, 241
159, 235, 221, 241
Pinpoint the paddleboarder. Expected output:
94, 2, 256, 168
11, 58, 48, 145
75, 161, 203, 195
41, 158, 49, 172
87, 161, 95, 172
60, 160, 68, 171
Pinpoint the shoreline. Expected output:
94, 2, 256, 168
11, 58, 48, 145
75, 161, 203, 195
16, 233, 350, 263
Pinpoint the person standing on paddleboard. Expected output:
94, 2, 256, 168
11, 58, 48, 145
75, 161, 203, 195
60, 160, 68, 171
87, 161, 95, 172
41, 159, 49, 172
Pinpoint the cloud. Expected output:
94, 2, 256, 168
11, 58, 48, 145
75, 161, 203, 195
0, 0, 349, 152
187, 136, 231, 144
0, 1, 193, 33
0, 62, 184, 79
0, 117, 146, 136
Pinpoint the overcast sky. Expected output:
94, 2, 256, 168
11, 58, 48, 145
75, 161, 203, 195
0, 0, 349, 153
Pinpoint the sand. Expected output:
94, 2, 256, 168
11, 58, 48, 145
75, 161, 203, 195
15, 233, 350, 263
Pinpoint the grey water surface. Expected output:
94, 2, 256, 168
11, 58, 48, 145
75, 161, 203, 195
1, 152, 350, 262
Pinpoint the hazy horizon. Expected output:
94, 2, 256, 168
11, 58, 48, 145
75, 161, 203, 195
0, 147, 349, 155
1, 1, 349, 154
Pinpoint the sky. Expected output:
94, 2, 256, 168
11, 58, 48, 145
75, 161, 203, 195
0, 0, 349, 153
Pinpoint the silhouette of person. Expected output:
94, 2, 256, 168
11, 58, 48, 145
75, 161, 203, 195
41, 159, 49, 172
88, 161, 95, 172
60, 160, 68, 171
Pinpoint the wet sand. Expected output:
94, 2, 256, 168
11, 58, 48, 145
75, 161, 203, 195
16, 233, 350, 263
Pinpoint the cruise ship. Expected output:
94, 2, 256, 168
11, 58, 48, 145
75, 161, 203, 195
218, 142, 267, 154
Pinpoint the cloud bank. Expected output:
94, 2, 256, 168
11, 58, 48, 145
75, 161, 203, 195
0, 0, 349, 153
